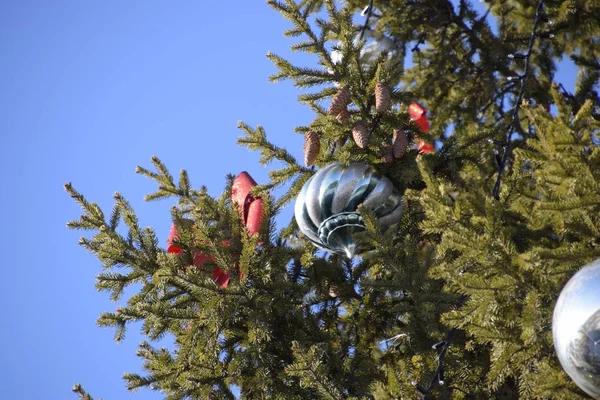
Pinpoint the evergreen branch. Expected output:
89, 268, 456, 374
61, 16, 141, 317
72, 384, 100, 400
97, 311, 130, 342
136, 156, 198, 205
64, 183, 106, 229
95, 270, 145, 301
237, 121, 301, 167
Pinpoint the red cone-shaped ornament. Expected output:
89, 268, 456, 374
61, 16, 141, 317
417, 140, 435, 154
246, 197, 264, 235
408, 102, 430, 133
232, 171, 258, 222
168, 220, 234, 288
167, 223, 182, 254
408, 102, 426, 120
232, 171, 265, 236
212, 267, 230, 288
167, 219, 194, 254
414, 116, 430, 133
192, 252, 213, 269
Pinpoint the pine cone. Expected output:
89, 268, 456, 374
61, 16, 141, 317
304, 131, 320, 166
328, 86, 351, 116
392, 129, 408, 159
352, 121, 369, 149
336, 108, 351, 122
375, 83, 391, 113
382, 144, 394, 164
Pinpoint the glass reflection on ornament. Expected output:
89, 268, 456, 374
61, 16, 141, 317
294, 162, 403, 258
330, 28, 399, 71
553, 259, 600, 399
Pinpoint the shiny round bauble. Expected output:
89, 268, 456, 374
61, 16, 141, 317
294, 162, 403, 258
331, 29, 399, 71
553, 259, 600, 399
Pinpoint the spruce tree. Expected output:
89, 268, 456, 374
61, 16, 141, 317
66, 0, 600, 398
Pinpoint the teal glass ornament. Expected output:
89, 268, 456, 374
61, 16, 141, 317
294, 162, 403, 258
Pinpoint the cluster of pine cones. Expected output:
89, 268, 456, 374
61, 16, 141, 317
303, 83, 409, 166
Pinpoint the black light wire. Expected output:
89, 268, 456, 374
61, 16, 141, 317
491, 0, 548, 200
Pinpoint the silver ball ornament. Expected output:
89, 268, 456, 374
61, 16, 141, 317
356, 29, 397, 67
329, 29, 401, 86
553, 259, 600, 398
294, 162, 403, 258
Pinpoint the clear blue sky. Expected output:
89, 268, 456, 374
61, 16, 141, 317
0, 2, 576, 399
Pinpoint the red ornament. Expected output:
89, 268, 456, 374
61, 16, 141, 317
167, 221, 232, 288
167, 223, 182, 254
408, 102, 430, 133
417, 140, 435, 154
192, 252, 213, 269
245, 198, 264, 235
212, 267, 230, 288
232, 172, 257, 220
167, 219, 194, 254
414, 116, 430, 133
408, 102, 426, 120
232, 171, 264, 236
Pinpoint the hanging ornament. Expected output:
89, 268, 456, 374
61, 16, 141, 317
167, 219, 194, 254
231, 171, 264, 236
553, 259, 600, 399
331, 29, 399, 70
417, 140, 435, 154
328, 86, 352, 116
212, 267, 231, 288
167, 221, 231, 288
352, 121, 370, 149
408, 102, 430, 133
358, 28, 398, 68
245, 198, 264, 235
375, 82, 391, 113
392, 129, 408, 159
294, 162, 403, 258
304, 131, 320, 166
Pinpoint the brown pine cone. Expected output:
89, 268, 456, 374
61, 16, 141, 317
328, 86, 351, 116
392, 129, 408, 159
375, 83, 391, 113
352, 121, 369, 149
382, 144, 394, 164
303, 131, 320, 166
336, 108, 351, 122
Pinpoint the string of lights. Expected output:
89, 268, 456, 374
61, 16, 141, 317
359, 0, 374, 40
491, 0, 550, 200
413, 328, 456, 398
348, 0, 551, 394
